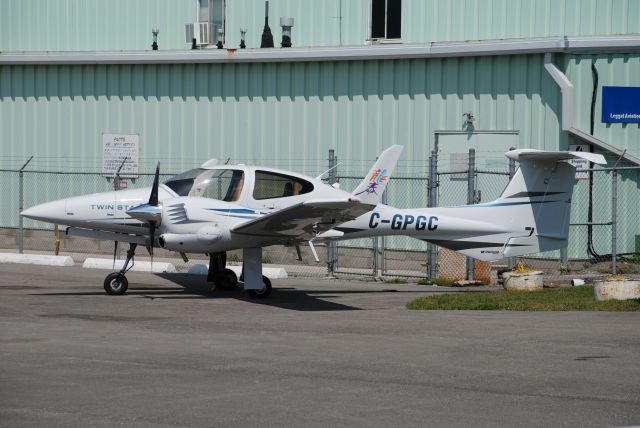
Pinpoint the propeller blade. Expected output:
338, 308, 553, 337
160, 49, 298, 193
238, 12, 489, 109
149, 162, 160, 206
145, 162, 160, 271
147, 222, 156, 267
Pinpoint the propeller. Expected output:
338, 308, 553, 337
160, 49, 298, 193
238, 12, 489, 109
126, 162, 162, 268
147, 162, 160, 263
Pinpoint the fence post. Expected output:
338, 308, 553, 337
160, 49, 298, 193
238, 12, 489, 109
112, 156, 128, 261
611, 168, 618, 276
372, 237, 378, 277
326, 149, 337, 278
507, 147, 516, 270
427, 149, 438, 279
466, 148, 476, 280
18, 156, 34, 254
380, 190, 387, 276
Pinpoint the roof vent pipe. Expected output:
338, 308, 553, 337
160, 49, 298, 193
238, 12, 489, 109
240, 27, 247, 48
151, 28, 159, 50
216, 28, 224, 49
280, 17, 294, 47
260, 1, 274, 48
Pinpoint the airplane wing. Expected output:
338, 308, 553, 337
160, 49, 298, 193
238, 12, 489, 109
232, 145, 403, 240
231, 198, 373, 239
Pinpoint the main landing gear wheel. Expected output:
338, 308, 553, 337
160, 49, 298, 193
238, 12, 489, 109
104, 272, 129, 295
215, 268, 238, 290
247, 276, 272, 299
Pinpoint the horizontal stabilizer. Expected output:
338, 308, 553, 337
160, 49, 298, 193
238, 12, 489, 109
505, 149, 606, 165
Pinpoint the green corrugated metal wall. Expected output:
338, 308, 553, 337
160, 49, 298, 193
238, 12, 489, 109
2, 0, 639, 51
0, 52, 630, 257
0, 54, 565, 174
2, 0, 640, 258
567, 53, 640, 154
0, 0, 193, 52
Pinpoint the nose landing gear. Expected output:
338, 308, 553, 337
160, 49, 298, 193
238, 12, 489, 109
207, 252, 239, 291
104, 272, 128, 295
104, 243, 137, 295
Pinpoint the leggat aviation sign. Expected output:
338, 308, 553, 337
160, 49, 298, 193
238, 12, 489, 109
602, 86, 640, 123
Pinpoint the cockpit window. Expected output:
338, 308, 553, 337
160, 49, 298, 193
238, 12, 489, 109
194, 169, 245, 202
164, 168, 202, 196
252, 170, 314, 200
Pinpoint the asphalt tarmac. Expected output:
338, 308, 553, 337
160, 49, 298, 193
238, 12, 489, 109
0, 263, 639, 427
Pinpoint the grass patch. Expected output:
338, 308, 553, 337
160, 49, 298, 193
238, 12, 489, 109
417, 278, 457, 287
385, 278, 408, 284
596, 264, 640, 275
227, 253, 242, 263
407, 286, 640, 311
621, 254, 640, 263
417, 278, 484, 287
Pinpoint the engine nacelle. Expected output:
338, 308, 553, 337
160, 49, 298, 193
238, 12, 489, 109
158, 225, 224, 252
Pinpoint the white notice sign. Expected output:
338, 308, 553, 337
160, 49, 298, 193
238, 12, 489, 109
102, 133, 139, 178
569, 144, 590, 180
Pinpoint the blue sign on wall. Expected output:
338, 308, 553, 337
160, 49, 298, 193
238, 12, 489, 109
602, 86, 640, 123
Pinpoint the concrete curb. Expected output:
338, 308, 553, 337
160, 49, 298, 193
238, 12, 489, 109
0, 253, 75, 266
188, 264, 288, 279
83, 258, 176, 273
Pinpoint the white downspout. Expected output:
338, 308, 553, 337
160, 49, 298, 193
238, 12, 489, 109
544, 53, 640, 165
544, 53, 573, 131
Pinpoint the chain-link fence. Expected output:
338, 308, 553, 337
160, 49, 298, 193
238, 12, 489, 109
2, 150, 639, 284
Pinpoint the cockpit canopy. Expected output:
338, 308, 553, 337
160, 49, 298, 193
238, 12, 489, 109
164, 168, 314, 202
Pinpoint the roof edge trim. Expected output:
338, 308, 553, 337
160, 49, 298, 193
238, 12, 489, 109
2, 35, 640, 65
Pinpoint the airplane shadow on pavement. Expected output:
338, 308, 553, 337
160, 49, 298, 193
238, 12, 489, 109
31, 273, 439, 312
31, 273, 376, 311
154, 273, 363, 311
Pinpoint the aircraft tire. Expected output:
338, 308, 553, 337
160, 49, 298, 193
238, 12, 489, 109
215, 269, 238, 290
104, 272, 128, 295
247, 276, 272, 299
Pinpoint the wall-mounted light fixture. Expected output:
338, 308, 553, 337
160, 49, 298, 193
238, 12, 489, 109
463, 112, 475, 130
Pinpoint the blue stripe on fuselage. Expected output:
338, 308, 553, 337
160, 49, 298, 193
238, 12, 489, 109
449, 200, 563, 208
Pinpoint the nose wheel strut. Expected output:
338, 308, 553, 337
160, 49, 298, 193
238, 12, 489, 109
104, 243, 137, 295
207, 252, 239, 291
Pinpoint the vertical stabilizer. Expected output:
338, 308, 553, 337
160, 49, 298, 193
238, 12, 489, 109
422, 150, 606, 261
351, 145, 403, 205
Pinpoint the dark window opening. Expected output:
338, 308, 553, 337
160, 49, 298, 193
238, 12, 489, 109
371, 0, 402, 40
253, 171, 314, 200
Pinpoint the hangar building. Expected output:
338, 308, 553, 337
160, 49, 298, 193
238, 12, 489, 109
1, 0, 639, 262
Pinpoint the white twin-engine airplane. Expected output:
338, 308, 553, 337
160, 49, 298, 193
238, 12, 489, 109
21, 146, 605, 298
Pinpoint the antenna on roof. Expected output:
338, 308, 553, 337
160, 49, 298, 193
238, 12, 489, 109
260, 1, 274, 48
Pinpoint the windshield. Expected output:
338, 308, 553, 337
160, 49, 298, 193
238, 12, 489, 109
164, 168, 203, 196
192, 169, 245, 201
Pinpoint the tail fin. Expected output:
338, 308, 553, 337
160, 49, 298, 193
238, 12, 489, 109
498, 150, 606, 257
351, 145, 403, 205
427, 150, 606, 261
